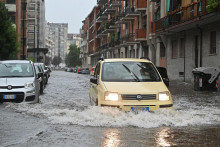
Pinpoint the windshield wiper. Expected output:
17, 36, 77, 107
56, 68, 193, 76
122, 64, 140, 82
136, 64, 160, 81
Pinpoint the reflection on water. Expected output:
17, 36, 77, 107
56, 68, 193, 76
102, 129, 121, 147
156, 128, 175, 147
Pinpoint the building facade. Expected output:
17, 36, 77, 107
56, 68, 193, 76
153, 0, 220, 82
82, 0, 220, 82
26, 0, 46, 62
0, 0, 28, 59
46, 23, 68, 65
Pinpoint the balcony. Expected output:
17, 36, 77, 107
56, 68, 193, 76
97, 22, 116, 38
103, 4, 116, 15
121, 5, 140, 21
121, 33, 137, 46
5, 4, 16, 12
109, 0, 122, 8
115, 13, 128, 24
89, 33, 95, 42
96, 10, 108, 22
97, 0, 108, 5
109, 18, 121, 29
89, 19, 95, 28
154, 0, 220, 33
135, 28, 146, 41
135, 0, 147, 12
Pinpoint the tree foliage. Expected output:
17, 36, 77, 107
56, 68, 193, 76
65, 44, 82, 67
206, 0, 220, 12
0, 2, 18, 60
52, 56, 62, 66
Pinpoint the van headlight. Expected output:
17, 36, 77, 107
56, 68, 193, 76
105, 92, 119, 101
159, 91, 170, 101
25, 82, 35, 89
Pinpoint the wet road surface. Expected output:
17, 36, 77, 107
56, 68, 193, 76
0, 71, 220, 147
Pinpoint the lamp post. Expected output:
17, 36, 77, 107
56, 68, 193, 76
22, 0, 26, 60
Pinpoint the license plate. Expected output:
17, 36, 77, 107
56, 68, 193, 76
3, 95, 16, 100
131, 107, 149, 112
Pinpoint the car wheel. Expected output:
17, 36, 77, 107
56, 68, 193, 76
37, 95, 40, 103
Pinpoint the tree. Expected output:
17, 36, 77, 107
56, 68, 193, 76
52, 56, 62, 67
65, 44, 82, 67
0, 2, 18, 60
45, 56, 51, 66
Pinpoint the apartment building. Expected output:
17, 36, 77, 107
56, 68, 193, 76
152, 0, 220, 82
83, 0, 150, 66
26, 0, 46, 62
80, 18, 90, 68
82, 0, 220, 82
0, 0, 28, 59
46, 23, 68, 64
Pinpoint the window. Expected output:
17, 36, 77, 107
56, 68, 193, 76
171, 40, 178, 58
10, 15, 15, 24
180, 38, 185, 57
210, 31, 216, 54
6, 0, 15, 4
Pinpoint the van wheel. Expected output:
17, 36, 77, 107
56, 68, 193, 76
95, 99, 98, 106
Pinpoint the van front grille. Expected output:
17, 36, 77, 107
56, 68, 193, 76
121, 94, 156, 100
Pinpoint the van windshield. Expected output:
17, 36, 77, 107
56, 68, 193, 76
0, 63, 34, 77
102, 62, 161, 82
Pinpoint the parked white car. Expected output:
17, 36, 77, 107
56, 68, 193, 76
0, 60, 41, 103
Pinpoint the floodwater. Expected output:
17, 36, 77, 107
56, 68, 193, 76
1, 71, 220, 147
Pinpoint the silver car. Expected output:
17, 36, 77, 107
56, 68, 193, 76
0, 60, 40, 103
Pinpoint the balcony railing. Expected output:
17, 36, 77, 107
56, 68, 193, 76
89, 19, 94, 28
135, 0, 147, 11
89, 33, 95, 41
154, 0, 220, 32
121, 33, 135, 43
97, 0, 108, 5
109, 0, 122, 8
135, 28, 146, 40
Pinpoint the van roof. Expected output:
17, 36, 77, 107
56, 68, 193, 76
102, 58, 151, 63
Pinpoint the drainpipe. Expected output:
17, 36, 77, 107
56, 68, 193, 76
184, 30, 186, 82
197, 25, 203, 67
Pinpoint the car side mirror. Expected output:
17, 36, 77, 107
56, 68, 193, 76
90, 78, 98, 84
38, 72, 43, 79
163, 78, 169, 87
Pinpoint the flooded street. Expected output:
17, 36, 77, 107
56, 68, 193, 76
1, 71, 220, 147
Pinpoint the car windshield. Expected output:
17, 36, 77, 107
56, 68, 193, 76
102, 62, 161, 82
0, 63, 34, 77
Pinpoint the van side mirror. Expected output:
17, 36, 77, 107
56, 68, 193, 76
90, 78, 98, 84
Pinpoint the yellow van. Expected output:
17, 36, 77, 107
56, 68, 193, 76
89, 58, 173, 112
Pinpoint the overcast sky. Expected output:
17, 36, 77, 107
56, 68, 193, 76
45, 0, 97, 34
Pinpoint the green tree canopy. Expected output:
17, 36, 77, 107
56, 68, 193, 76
65, 44, 82, 67
0, 2, 18, 60
52, 56, 62, 67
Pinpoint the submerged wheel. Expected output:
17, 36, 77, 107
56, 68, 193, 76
95, 99, 98, 106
